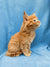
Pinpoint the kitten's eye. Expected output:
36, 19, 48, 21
33, 20, 36, 22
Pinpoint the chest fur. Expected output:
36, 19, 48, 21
20, 31, 35, 44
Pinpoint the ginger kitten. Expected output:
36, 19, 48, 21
5, 12, 41, 57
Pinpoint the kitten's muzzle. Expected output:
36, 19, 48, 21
36, 20, 41, 26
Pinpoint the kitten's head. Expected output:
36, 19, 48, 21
23, 11, 41, 30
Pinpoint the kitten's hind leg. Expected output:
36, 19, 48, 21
15, 51, 22, 57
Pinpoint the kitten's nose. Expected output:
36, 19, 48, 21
37, 20, 40, 23
36, 20, 40, 22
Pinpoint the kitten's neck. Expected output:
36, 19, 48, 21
20, 29, 35, 35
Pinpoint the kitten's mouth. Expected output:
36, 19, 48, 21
37, 23, 41, 27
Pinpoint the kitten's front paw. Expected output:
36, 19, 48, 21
24, 53, 31, 56
29, 50, 32, 53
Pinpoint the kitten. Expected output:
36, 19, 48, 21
5, 12, 41, 57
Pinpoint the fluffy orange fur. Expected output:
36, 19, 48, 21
5, 12, 41, 57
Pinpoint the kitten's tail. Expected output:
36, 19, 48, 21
5, 50, 22, 57
5, 51, 21, 57
5, 51, 12, 57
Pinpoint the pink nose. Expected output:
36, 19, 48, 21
37, 20, 40, 23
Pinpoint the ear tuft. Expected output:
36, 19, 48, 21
24, 11, 26, 15
33, 12, 35, 15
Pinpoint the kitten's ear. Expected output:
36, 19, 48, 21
33, 12, 35, 15
23, 11, 29, 22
